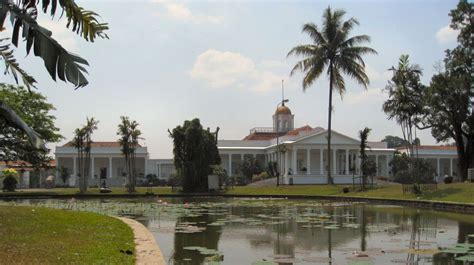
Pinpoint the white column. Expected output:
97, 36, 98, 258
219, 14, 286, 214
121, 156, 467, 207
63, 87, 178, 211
292, 148, 297, 174
437, 158, 440, 176
91, 157, 95, 179
284, 152, 289, 174
332, 149, 337, 175
345, 149, 349, 175
158, 163, 162, 178
90, 157, 95, 179
253, 153, 256, 158
73, 157, 77, 177
450, 159, 453, 176
319, 149, 324, 175
228, 154, 232, 176
108, 157, 112, 178
386, 155, 390, 176
375, 155, 379, 175
306, 149, 311, 175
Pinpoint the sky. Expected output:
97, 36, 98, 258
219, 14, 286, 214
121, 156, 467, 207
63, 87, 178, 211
1, 0, 461, 158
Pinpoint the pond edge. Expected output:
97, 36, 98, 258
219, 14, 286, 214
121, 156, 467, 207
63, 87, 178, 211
114, 216, 165, 265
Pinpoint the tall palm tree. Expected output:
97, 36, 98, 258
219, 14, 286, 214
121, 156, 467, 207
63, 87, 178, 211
288, 7, 377, 184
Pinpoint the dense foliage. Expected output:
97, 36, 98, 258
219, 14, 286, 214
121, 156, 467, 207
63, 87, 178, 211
288, 6, 376, 184
359, 127, 376, 189
383, 1, 473, 180
0, 84, 62, 167
169, 119, 220, 192
241, 156, 263, 182
1, 168, 19, 192
390, 153, 436, 184
381, 135, 409, 149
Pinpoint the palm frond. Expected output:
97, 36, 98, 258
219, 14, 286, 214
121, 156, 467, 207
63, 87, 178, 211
41, 0, 109, 42
287, 44, 318, 58
5, 3, 89, 88
0, 38, 37, 90
302, 23, 326, 45
340, 35, 372, 49
301, 58, 326, 90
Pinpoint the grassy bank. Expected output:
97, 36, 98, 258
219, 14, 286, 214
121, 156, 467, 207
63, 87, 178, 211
3, 183, 474, 204
226, 183, 474, 204
0, 205, 135, 264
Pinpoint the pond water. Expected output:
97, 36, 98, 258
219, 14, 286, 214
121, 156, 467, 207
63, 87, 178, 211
3, 197, 474, 265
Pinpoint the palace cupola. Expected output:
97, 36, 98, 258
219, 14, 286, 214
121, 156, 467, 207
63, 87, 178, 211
273, 101, 294, 133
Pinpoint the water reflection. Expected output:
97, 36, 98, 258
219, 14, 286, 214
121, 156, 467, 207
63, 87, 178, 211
2, 198, 473, 264
157, 201, 472, 265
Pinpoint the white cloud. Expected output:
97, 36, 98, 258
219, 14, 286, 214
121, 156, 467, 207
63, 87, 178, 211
190, 49, 286, 92
344, 87, 385, 105
365, 64, 391, 83
153, 1, 223, 24
435, 25, 459, 44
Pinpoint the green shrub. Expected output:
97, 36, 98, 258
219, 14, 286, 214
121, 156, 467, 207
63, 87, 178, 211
444, 176, 454, 184
2, 169, 19, 192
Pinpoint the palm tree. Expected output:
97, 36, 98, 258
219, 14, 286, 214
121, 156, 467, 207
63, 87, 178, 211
288, 6, 377, 184
117, 116, 142, 193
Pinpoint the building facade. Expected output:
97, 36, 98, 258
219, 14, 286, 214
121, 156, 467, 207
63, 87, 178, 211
55, 142, 175, 187
216, 102, 459, 184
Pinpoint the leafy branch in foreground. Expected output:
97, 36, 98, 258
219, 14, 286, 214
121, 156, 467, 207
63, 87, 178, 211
0, 39, 36, 90
0, 0, 109, 88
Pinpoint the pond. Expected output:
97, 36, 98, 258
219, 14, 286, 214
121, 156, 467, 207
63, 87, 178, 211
3, 197, 474, 265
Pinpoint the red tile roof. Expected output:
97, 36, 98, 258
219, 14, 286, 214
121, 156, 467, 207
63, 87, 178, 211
62, 141, 142, 148
0, 160, 56, 170
285, 125, 314, 136
242, 125, 316, 140
396, 145, 457, 151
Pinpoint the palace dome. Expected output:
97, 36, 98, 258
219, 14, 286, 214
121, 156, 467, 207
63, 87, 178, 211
275, 105, 292, 115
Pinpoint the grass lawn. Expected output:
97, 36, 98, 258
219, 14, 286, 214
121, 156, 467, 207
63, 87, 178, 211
225, 183, 474, 204
3, 183, 474, 204
0, 205, 135, 264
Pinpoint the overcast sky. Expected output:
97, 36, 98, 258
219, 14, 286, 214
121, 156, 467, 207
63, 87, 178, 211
2, 0, 460, 158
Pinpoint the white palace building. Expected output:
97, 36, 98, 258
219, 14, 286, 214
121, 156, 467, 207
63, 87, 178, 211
216, 101, 460, 184
51, 100, 460, 187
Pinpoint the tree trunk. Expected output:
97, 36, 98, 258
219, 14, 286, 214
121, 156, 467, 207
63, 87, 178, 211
327, 64, 334, 184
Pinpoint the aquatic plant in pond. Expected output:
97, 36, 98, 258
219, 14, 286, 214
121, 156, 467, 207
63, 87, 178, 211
2, 198, 474, 264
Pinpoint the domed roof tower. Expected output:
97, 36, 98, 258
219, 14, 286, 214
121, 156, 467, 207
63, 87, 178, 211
273, 101, 294, 133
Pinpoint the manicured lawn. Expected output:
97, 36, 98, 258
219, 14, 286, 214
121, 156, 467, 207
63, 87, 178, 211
226, 183, 474, 204
0, 205, 135, 264
4, 186, 174, 196
3, 183, 474, 204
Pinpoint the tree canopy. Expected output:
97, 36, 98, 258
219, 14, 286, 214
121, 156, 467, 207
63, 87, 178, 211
381, 135, 409, 149
0, 84, 62, 167
169, 119, 220, 193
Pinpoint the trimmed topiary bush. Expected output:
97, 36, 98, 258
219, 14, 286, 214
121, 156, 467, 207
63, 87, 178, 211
342, 187, 350, 193
2, 168, 19, 192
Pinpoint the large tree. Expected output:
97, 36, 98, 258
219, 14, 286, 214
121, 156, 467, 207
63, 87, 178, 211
117, 116, 142, 193
0, 0, 108, 152
0, 84, 62, 167
419, 0, 473, 180
381, 135, 409, 149
287, 7, 376, 184
169, 119, 220, 193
